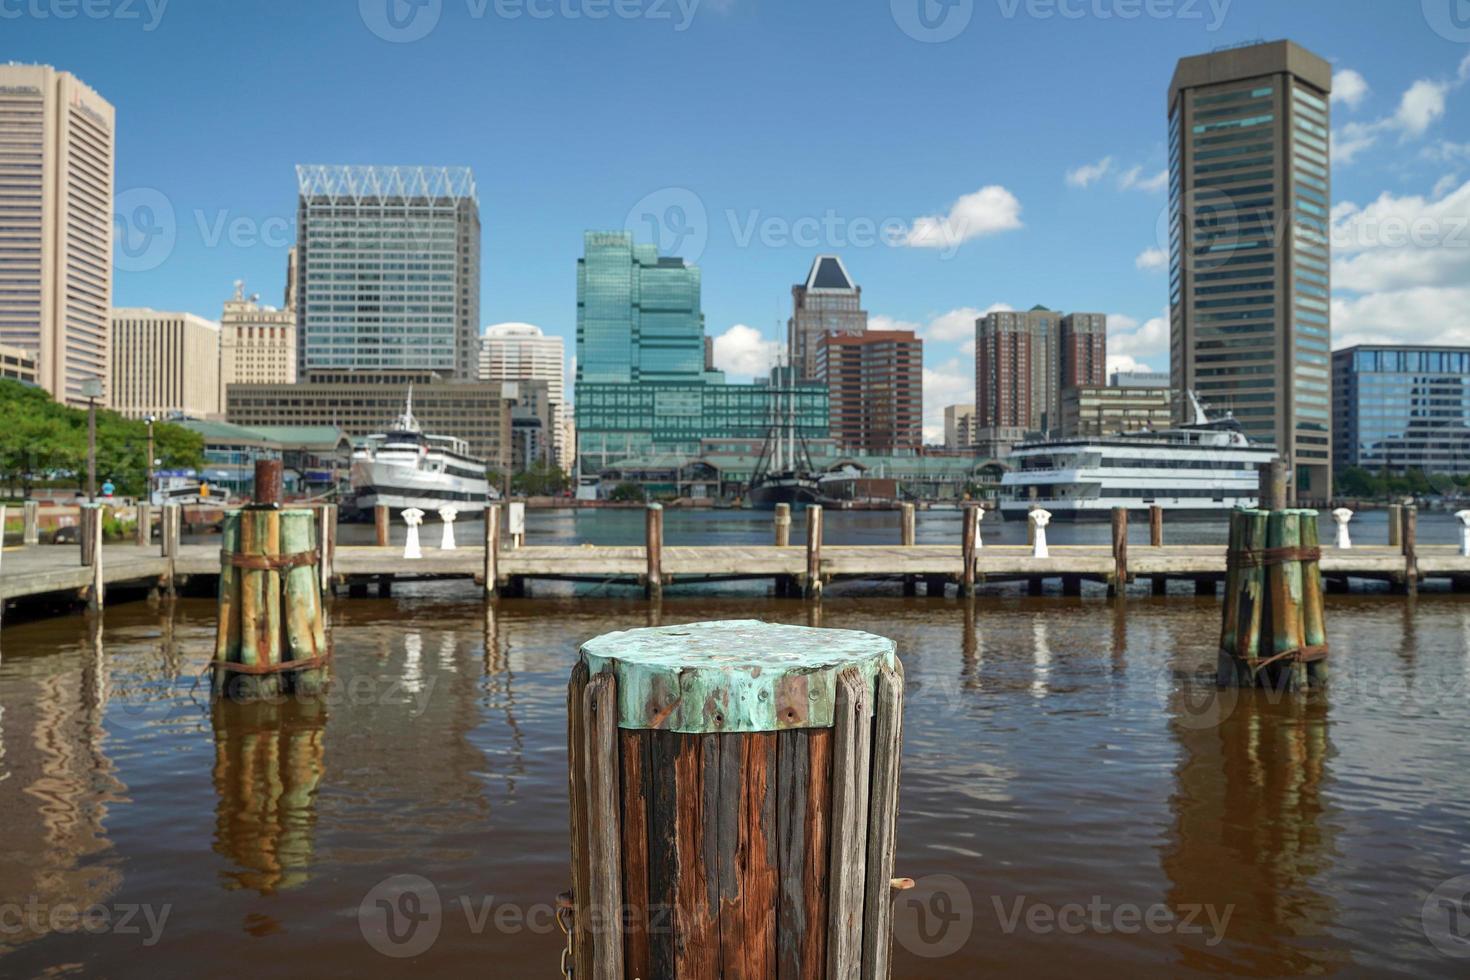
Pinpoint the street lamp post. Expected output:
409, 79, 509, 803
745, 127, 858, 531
144, 414, 156, 505
81, 377, 103, 502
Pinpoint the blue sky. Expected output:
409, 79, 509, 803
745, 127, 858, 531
12, 0, 1470, 438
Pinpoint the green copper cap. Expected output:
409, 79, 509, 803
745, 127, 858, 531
580, 620, 897, 734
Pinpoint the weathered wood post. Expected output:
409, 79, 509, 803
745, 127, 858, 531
79, 502, 100, 567
960, 503, 979, 597
1149, 505, 1164, 547
805, 505, 824, 599
1401, 505, 1418, 596
483, 502, 501, 598
508, 501, 526, 549
135, 502, 152, 547
87, 503, 103, 610
900, 502, 915, 547
161, 502, 180, 596
374, 504, 390, 547
774, 502, 791, 546
645, 503, 664, 599
315, 504, 337, 595
212, 459, 329, 701
1110, 506, 1128, 597
1218, 508, 1328, 691
1387, 503, 1403, 549
1260, 459, 1290, 509
22, 499, 39, 545
566, 621, 905, 980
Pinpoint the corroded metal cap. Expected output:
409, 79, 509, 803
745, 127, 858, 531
580, 620, 896, 734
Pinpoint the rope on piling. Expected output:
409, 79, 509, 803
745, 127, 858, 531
221, 549, 319, 571
1225, 546, 1322, 569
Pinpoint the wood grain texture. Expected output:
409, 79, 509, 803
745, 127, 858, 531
861, 661, 904, 980
720, 733, 778, 980
826, 668, 872, 980
584, 672, 625, 980
620, 730, 652, 980
777, 730, 810, 980
1110, 508, 1128, 595
567, 661, 593, 980
484, 504, 500, 597
647, 730, 680, 979
806, 506, 824, 598
673, 734, 721, 978
803, 730, 833, 978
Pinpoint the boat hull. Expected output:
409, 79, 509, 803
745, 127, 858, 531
998, 499, 1260, 522
748, 478, 823, 510
349, 459, 490, 519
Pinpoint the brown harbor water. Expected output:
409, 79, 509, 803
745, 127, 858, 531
2, 511, 1470, 978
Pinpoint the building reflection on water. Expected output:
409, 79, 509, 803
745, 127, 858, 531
0, 616, 125, 951
1162, 676, 1342, 975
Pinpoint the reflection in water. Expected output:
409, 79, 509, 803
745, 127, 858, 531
1163, 686, 1341, 975
210, 699, 327, 895
1031, 617, 1051, 699
0, 617, 124, 951
961, 599, 982, 690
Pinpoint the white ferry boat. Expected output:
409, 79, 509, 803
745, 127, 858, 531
349, 394, 493, 516
999, 395, 1277, 521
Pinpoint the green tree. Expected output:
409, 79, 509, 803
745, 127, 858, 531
511, 461, 570, 497
608, 481, 645, 503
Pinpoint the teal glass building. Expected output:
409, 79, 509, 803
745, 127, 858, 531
574, 232, 828, 477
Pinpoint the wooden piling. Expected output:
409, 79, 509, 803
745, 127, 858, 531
774, 503, 792, 547
1402, 505, 1418, 596
960, 504, 978, 597
84, 504, 103, 610
374, 504, 390, 547
1299, 512, 1328, 688
1260, 459, 1290, 510
645, 503, 664, 599
1149, 505, 1163, 547
79, 502, 99, 567
23, 499, 39, 545
900, 503, 915, 547
161, 503, 180, 595
281, 510, 329, 695
1387, 503, 1402, 548
569, 621, 903, 980
483, 503, 501, 598
135, 502, 152, 547
315, 504, 337, 595
1265, 510, 1307, 691
805, 505, 823, 599
1110, 507, 1128, 597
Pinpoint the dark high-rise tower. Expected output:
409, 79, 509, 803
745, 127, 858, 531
788, 255, 867, 382
1168, 40, 1333, 500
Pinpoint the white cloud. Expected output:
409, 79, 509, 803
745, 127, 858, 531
1135, 246, 1168, 271
1333, 121, 1381, 165
1434, 173, 1461, 199
1331, 69, 1369, 109
1462, 52, 1470, 84
1065, 156, 1113, 188
1107, 310, 1169, 370
900, 186, 1023, 252
1118, 166, 1168, 193
1335, 67, 1461, 164
1333, 286, 1470, 349
1106, 354, 1155, 375
1395, 79, 1449, 137
922, 357, 975, 444
710, 323, 779, 378
1331, 179, 1470, 292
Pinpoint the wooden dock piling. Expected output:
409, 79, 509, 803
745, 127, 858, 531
135, 502, 152, 547
1401, 505, 1418, 596
22, 499, 39, 545
1149, 505, 1163, 547
645, 503, 664, 599
483, 503, 501, 598
83, 503, 103, 610
1110, 507, 1128, 597
805, 505, 823, 599
1387, 504, 1403, 549
315, 504, 337, 595
374, 504, 390, 547
960, 503, 979, 597
774, 503, 791, 547
568, 621, 904, 980
900, 502, 915, 547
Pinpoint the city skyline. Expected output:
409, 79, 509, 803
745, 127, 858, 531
13, 1, 1466, 442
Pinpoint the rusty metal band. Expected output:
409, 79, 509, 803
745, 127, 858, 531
1226, 546, 1323, 570
209, 651, 333, 676
221, 549, 319, 571
1222, 644, 1330, 669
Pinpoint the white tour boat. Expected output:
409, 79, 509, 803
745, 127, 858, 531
349, 393, 493, 517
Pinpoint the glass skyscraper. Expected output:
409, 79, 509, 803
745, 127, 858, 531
1168, 41, 1333, 500
295, 165, 480, 379
573, 232, 828, 478
1332, 346, 1470, 477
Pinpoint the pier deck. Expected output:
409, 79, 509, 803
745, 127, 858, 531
3, 539, 1467, 616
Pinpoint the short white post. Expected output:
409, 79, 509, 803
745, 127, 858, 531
439, 506, 459, 550
974, 505, 985, 551
402, 507, 425, 560
508, 501, 526, 549
1332, 508, 1354, 550
1030, 508, 1052, 560
1457, 510, 1470, 558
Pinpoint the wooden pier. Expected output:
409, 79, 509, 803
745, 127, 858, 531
4, 504, 1468, 619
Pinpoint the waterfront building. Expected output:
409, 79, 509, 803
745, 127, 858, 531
1060, 385, 1173, 437
1332, 345, 1470, 477
1111, 370, 1171, 388
220, 281, 296, 402
294, 165, 480, 379
577, 231, 709, 385
110, 309, 221, 419
225, 371, 513, 472
479, 322, 568, 471
944, 404, 977, 451
1168, 40, 1333, 499
975, 306, 1105, 434
0, 343, 38, 385
788, 255, 868, 382
818, 329, 923, 453
0, 65, 114, 406
177, 418, 353, 499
